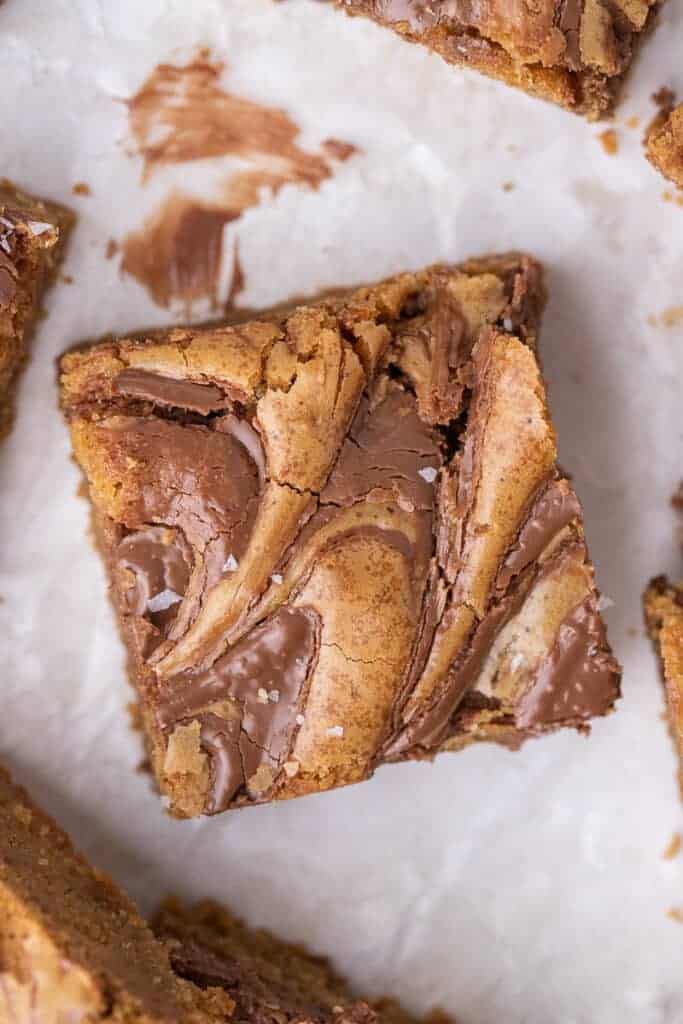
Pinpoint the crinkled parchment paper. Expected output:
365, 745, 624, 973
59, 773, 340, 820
1, 1, 682, 1022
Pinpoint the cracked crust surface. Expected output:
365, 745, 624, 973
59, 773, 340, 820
59, 254, 620, 818
645, 97, 683, 187
0, 768, 232, 1023
331, 0, 660, 119
644, 577, 683, 796
0, 179, 73, 438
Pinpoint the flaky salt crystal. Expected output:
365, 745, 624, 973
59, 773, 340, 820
271, 573, 283, 585
418, 466, 438, 484
326, 725, 344, 738
257, 688, 269, 704
597, 594, 615, 611
269, 689, 280, 703
147, 589, 181, 614
27, 220, 53, 236
295, 714, 305, 726
223, 553, 239, 572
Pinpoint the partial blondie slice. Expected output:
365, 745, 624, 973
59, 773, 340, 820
0, 179, 72, 436
331, 0, 659, 119
59, 254, 620, 818
644, 577, 683, 795
0, 768, 231, 1022
154, 898, 425, 1024
645, 93, 683, 188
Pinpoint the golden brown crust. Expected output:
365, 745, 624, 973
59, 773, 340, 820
0, 769, 232, 1022
644, 577, 683, 796
645, 96, 683, 188
332, 0, 660, 119
0, 179, 73, 438
154, 898, 446, 1024
59, 255, 619, 818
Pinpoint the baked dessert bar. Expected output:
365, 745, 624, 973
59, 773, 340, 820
0, 767, 231, 1022
330, 0, 659, 119
0, 767, 438, 1024
645, 94, 683, 188
0, 179, 72, 437
59, 254, 620, 818
154, 898, 430, 1024
644, 576, 683, 795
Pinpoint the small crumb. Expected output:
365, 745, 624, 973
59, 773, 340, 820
502, 181, 514, 192
268, 689, 280, 703
61, 273, 73, 284
667, 907, 683, 923
626, 115, 640, 130
662, 832, 681, 859
136, 758, 152, 775
418, 466, 438, 484
652, 86, 676, 112
38, 858, 49, 867
105, 238, 118, 260
672, 482, 683, 512
283, 760, 300, 778
627, 626, 639, 638
223, 554, 239, 572
598, 129, 619, 156
663, 190, 674, 203
257, 688, 269, 704
72, 182, 91, 196
271, 573, 283, 585
326, 725, 344, 738
295, 713, 305, 726
661, 306, 683, 328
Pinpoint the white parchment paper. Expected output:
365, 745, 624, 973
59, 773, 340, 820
1, 2, 682, 1021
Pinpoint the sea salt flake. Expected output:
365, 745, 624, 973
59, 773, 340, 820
597, 594, 615, 611
268, 689, 280, 703
257, 688, 269, 704
284, 760, 300, 778
223, 554, 239, 572
418, 466, 438, 484
295, 714, 305, 726
503, 317, 514, 332
326, 725, 344, 738
27, 220, 53, 236
271, 573, 283, 585
147, 588, 181, 614
509, 652, 527, 672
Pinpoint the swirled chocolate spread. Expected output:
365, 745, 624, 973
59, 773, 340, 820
60, 253, 620, 817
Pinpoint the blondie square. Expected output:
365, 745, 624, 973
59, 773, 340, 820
0, 179, 72, 437
644, 576, 683, 795
645, 95, 683, 187
59, 254, 620, 818
0, 768, 230, 1022
331, 0, 659, 119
